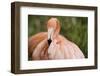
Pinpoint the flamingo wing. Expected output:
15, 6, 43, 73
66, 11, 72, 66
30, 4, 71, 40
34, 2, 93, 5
48, 35, 85, 59
28, 32, 47, 56
60, 35, 85, 59
32, 39, 49, 60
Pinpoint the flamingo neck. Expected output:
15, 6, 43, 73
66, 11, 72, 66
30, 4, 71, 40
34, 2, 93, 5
53, 25, 60, 39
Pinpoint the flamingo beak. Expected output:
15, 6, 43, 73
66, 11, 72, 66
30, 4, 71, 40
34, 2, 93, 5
48, 39, 52, 45
48, 28, 53, 45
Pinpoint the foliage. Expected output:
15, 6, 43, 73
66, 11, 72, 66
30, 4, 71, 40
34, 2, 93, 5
28, 15, 88, 58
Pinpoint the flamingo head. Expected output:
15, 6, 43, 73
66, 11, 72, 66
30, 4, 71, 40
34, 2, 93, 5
47, 18, 60, 45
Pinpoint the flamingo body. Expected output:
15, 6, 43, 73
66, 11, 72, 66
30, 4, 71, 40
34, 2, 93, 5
28, 18, 85, 60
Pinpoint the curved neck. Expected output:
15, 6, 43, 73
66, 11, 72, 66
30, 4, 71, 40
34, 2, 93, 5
53, 23, 60, 39
47, 18, 61, 40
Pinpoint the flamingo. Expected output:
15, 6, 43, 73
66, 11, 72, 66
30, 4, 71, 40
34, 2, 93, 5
28, 18, 85, 60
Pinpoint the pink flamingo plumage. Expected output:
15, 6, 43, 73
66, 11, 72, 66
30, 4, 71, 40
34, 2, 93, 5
28, 18, 85, 60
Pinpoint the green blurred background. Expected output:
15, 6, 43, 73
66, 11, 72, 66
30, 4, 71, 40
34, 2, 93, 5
28, 15, 88, 58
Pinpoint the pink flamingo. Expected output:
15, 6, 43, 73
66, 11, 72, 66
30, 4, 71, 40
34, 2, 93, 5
28, 18, 85, 60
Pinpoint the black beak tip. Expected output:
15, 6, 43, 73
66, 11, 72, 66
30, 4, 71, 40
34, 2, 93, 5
48, 39, 52, 45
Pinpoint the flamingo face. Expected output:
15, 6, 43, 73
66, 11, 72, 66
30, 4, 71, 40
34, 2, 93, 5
47, 18, 60, 45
